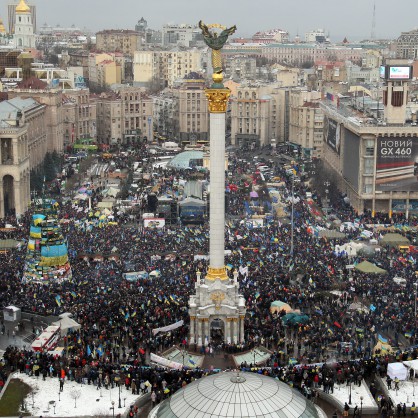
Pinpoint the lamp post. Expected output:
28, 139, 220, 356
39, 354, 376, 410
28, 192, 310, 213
348, 378, 352, 404
360, 396, 363, 417
58, 391, 60, 402
114, 376, 122, 409
324, 180, 330, 214
52, 401, 56, 415
181, 348, 186, 366
252, 347, 257, 367
110, 401, 115, 418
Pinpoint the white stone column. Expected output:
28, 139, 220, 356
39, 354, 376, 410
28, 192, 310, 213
240, 317, 245, 343
197, 319, 203, 346
204, 319, 210, 343
14, 181, 21, 217
189, 317, 195, 344
209, 112, 226, 269
231, 319, 238, 344
225, 319, 231, 344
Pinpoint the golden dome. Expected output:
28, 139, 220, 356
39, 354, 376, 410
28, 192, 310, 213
0, 19, 6, 34
16, 0, 31, 13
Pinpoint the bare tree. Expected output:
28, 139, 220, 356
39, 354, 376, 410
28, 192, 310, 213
70, 389, 81, 408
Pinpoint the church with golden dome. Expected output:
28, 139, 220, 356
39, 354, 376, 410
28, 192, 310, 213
10, 0, 36, 49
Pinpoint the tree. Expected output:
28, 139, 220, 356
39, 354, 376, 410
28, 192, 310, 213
70, 389, 81, 408
43, 152, 56, 182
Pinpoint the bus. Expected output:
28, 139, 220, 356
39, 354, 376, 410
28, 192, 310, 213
31, 325, 61, 352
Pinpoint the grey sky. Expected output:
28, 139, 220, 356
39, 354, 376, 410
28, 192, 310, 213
6, 0, 418, 41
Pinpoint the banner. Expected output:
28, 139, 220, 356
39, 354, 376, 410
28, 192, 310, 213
144, 218, 165, 229
152, 320, 184, 336
324, 116, 341, 154
376, 137, 418, 191
149, 353, 183, 370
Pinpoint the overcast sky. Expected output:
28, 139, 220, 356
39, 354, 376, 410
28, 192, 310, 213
6, 0, 418, 41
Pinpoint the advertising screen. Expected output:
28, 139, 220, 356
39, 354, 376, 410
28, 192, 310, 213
324, 116, 341, 154
379, 65, 386, 79
388, 66, 411, 80
376, 137, 418, 191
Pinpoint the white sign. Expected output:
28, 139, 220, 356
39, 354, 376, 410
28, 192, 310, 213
144, 218, 165, 228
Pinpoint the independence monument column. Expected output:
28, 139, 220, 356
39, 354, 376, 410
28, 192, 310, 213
188, 21, 245, 348
199, 20, 236, 281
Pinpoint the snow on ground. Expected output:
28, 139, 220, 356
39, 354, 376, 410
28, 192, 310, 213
386, 380, 418, 407
13, 372, 145, 417
320, 380, 378, 409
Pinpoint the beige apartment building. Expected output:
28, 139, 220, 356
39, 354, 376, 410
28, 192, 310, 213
230, 83, 284, 149
0, 97, 47, 217
8, 83, 64, 153
118, 87, 153, 143
62, 88, 97, 148
133, 48, 201, 88
96, 87, 154, 145
176, 73, 208, 142
289, 89, 323, 159
88, 53, 123, 88
96, 29, 141, 56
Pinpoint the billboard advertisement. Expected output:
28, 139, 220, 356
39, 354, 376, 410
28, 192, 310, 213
379, 65, 387, 79
342, 129, 360, 190
376, 137, 418, 191
324, 116, 341, 154
392, 200, 418, 215
388, 66, 412, 80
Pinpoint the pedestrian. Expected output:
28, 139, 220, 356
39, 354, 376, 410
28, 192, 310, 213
343, 402, 350, 417
151, 391, 156, 408
59, 377, 64, 392
411, 402, 416, 415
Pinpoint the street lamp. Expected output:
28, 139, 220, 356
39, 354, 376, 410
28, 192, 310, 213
58, 391, 60, 402
110, 401, 115, 418
324, 180, 330, 213
114, 376, 122, 408
180, 348, 186, 366
52, 401, 56, 415
251, 347, 257, 368
360, 396, 363, 417
348, 378, 352, 404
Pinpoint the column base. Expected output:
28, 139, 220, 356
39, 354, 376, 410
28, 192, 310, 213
206, 266, 228, 281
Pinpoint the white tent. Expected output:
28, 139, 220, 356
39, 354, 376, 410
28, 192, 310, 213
52, 316, 81, 336
403, 360, 418, 373
387, 362, 408, 381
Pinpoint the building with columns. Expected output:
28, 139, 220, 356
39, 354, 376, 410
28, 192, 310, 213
8, 83, 64, 153
0, 97, 47, 217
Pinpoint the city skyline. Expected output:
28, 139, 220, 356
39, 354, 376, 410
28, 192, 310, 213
3, 0, 418, 41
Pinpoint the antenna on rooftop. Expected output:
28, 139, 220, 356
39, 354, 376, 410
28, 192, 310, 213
371, 0, 376, 40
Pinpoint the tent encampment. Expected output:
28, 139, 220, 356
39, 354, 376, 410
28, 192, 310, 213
52, 316, 81, 336
380, 233, 410, 248
354, 260, 387, 274
270, 301, 292, 314
387, 362, 408, 381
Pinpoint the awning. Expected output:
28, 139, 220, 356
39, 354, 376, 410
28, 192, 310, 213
354, 260, 387, 274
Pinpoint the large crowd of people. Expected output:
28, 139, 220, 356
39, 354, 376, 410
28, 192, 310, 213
1, 146, 418, 416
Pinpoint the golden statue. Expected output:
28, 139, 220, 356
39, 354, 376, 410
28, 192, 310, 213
199, 20, 237, 75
